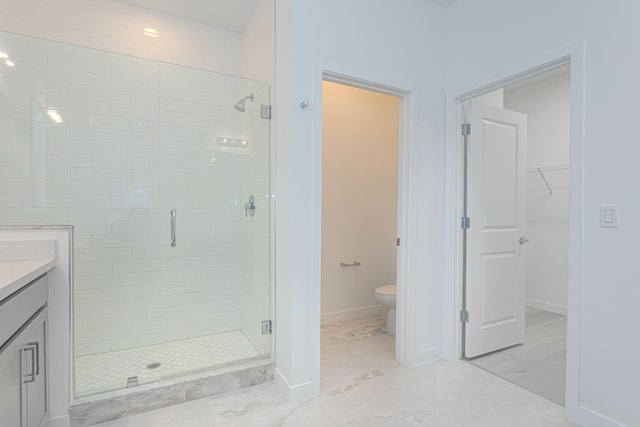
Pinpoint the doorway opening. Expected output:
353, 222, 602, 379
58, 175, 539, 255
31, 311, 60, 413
319, 77, 404, 390
457, 64, 571, 406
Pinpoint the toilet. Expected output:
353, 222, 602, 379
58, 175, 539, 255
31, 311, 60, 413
374, 284, 397, 335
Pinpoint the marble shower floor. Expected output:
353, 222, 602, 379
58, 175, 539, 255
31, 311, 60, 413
76, 330, 260, 397
95, 315, 576, 426
468, 307, 567, 406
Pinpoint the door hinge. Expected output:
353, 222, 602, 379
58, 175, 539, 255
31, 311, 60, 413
461, 216, 470, 229
261, 105, 272, 120
396, 237, 400, 246
461, 123, 471, 136
262, 320, 272, 334
460, 310, 469, 323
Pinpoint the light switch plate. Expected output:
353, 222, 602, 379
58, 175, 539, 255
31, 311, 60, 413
600, 205, 619, 228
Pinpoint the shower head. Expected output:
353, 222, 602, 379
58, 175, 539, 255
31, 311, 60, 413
233, 93, 254, 112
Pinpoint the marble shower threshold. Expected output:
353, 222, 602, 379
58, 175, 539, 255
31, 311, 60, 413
69, 358, 274, 427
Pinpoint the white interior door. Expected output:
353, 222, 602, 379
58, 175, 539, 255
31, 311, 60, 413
464, 101, 528, 358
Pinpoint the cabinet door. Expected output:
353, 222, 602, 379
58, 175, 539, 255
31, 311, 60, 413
0, 336, 23, 427
24, 309, 47, 427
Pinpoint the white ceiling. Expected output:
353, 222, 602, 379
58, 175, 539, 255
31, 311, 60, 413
427, 0, 459, 7
115, 0, 260, 33
116, 0, 459, 33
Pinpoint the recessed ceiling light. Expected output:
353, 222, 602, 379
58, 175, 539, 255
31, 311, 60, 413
5, 60, 14, 67
0, 51, 8, 59
143, 28, 160, 38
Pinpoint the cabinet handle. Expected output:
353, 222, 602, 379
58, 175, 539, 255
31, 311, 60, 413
21, 345, 36, 383
28, 341, 40, 375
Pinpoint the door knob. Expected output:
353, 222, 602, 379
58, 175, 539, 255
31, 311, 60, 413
518, 236, 530, 244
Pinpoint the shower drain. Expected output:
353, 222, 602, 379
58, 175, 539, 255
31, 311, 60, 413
146, 362, 161, 370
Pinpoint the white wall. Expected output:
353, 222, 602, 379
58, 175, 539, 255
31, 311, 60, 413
275, 0, 446, 398
504, 72, 571, 314
505, 72, 570, 169
446, 1, 640, 425
241, 0, 275, 84
321, 81, 398, 324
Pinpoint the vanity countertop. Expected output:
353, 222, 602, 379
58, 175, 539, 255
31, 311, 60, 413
0, 258, 56, 302
0, 240, 56, 302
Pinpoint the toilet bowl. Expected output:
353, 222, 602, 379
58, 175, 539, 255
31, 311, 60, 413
374, 284, 397, 335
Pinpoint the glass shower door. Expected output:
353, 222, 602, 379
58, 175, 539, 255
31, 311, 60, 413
139, 63, 272, 382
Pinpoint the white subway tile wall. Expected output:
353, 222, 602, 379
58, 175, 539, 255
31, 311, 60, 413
0, 14, 271, 396
0, 0, 242, 74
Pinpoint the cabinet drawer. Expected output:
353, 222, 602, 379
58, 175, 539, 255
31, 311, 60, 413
0, 275, 48, 351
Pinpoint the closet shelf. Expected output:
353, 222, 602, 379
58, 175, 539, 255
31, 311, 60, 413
526, 164, 569, 173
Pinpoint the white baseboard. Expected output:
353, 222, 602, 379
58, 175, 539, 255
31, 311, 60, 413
48, 415, 70, 427
406, 345, 442, 368
526, 298, 567, 315
274, 367, 314, 402
567, 402, 632, 427
321, 305, 386, 325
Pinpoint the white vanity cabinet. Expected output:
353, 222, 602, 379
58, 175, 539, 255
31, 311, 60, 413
0, 274, 49, 427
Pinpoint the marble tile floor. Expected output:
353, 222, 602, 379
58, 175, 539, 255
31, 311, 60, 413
468, 307, 567, 406
76, 330, 260, 397
95, 315, 577, 426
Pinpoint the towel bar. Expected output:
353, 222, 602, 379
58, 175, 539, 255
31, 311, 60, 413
340, 261, 361, 267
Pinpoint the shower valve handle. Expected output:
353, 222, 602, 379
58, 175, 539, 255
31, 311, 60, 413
245, 195, 256, 217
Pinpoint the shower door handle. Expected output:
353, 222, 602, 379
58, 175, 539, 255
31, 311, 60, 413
170, 209, 176, 247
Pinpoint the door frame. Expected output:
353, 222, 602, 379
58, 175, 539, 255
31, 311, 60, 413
443, 50, 585, 414
311, 67, 413, 372
319, 79, 403, 324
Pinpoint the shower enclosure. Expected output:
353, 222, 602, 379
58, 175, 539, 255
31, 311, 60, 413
0, 31, 271, 397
